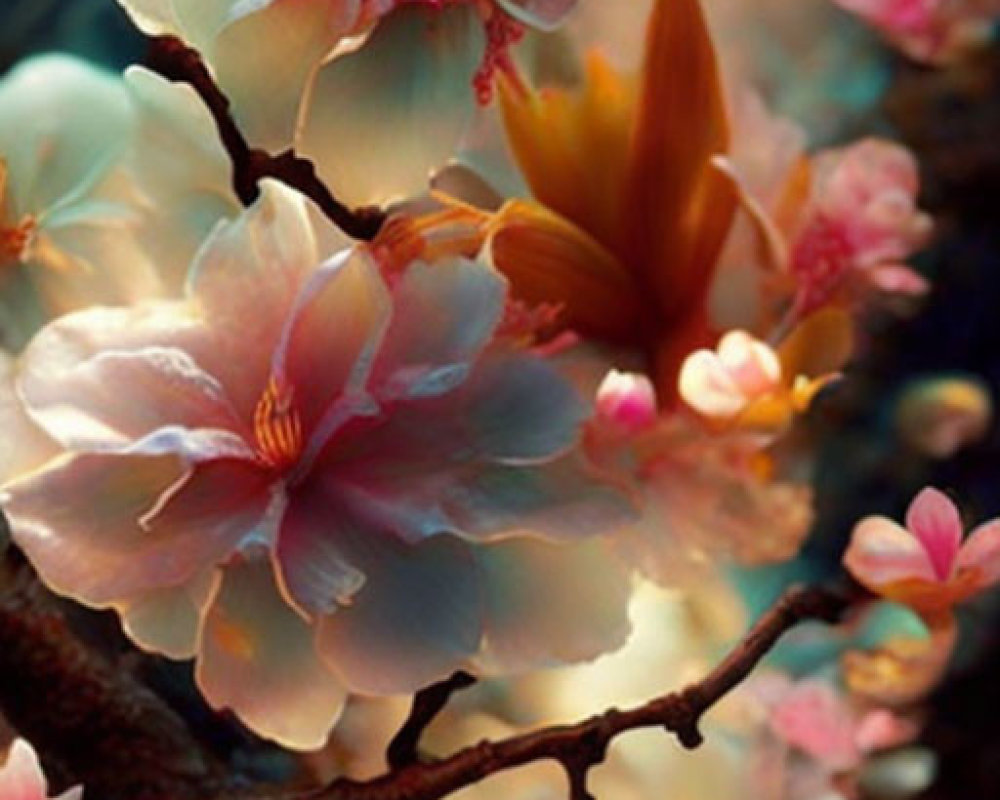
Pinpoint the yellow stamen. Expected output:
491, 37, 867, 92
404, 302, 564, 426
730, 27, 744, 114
254, 376, 303, 470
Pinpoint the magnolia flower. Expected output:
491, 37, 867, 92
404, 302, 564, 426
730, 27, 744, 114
845, 487, 1000, 614
1, 181, 633, 749
0, 738, 81, 800
0, 55, 162, 351
833, 0, 1000, 64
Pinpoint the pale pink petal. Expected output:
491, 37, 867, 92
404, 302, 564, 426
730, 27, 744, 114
844, 515, 936, 590
0, 354, 58, 486
19, 347, 243, 450
854, 709, 919, 754
17, 303, 208, 449
0, 739, 50, 800
118, 568, 220, 659
299, 4, 483, 206
474, 537, 631, 673
905, 487, 963, 581
315, 529, 482, 694
371, 257, 505, 399
273, 248, 390, 440
678, 350, 747, 419
2, 448, 271, 606
956, 519, 1000, 589
187, 180, 337, 420
274, 486, 366, 617
717, 330, 782, 396
214, 0, 361, 150
769, 680, 860, 771
496, 0, 577, 30
197, 556, 347, 750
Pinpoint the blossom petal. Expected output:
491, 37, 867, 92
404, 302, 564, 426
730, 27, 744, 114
213, 0, 360, 149
299, 3, 483, 206
20, 346, 242, 450
274, 487, 367, 617
0, 354, 57, 486
496, 0, 576, 31
187, 180, 341, 420
197, 556, 347, 750
2, 446, 271, 606
956, 519, 1000, 590
372, 257, 505, 398
905, 488, 962, 581
0, 739, 50, 800
17, 301, 211, 448
122, 67, 239, 284
678, 350, 746, 419
769, 680, 860, 771
475, 537, 631, 673
844, 515, 937, 591
118, 568, 220, 659
316, 528, 482, 694
442, 454, 636, 542
273, 247, 390, 438
0, 55, 132, 214
460, 353, 587, 463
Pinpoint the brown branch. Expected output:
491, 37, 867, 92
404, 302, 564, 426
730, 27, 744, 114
301, 582, 859, 800
0, 554, 227, 800
144, 35, 386, 241
387, 671, 477, 771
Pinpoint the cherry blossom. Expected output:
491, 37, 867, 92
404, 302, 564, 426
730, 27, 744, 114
0, 181, 633, 750
845, 487, 1000, 614
833, 0, 1000, 64
0, 739, 81, 800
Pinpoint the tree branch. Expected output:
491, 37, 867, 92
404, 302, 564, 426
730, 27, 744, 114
144, 35, 386, 242
387, 671, 477, 771
303, 582, 859, 800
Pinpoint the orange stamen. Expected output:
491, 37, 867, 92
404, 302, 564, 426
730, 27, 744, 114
254, 376, 303, 470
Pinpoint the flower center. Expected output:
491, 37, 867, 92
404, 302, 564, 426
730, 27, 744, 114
253, 376, 303, 470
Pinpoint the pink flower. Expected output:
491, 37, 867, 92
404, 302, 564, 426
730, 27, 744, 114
791, 139, 931, 315
0, 181, 633, 749
833, 0, 998, 64
678, 330, 782, 422
844, 487, 1000, 613
0, 739, 81, 800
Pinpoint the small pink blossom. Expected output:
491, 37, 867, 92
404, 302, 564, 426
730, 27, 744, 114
791, 139, 931, 315
678, 330, 782, 422
596, 370, 657, 433
844, 487, 1000, 613
833, 0, 999, 64
0, 739, 81, 800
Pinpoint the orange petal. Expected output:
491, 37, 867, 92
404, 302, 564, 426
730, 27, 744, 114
497, 52, 635, 254
778, 307, 854, 381
620, 0, 735, 320
487, 199, 645, 343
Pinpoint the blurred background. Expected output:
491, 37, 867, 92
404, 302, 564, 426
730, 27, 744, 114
3, 1, 1000, 797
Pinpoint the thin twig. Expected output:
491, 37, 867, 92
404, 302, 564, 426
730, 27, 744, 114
144, 35, 386, 241
387, 671, 477, 771
301, 583, 858, 800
